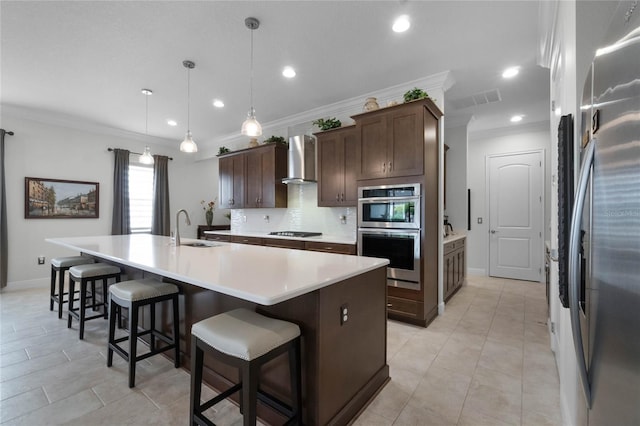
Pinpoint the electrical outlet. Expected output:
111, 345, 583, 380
37, 256, 45, 265
340, 303, 349, 325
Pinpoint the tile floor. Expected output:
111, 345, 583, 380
0, 275, 562, 425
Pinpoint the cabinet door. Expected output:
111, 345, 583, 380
245, 148, 265, 208
444, 253, 451, 298
386, 105, 424, 178
342, 130, 358, 205
317, 132, 342, 207
356, 114, 388, 180
456, 246, 466, 288
219, 154, 245, 209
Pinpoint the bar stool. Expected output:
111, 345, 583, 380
50, 256, 95, 318
67, 263, 121, 339
107, 278, 180, 388
190, 308, 302, 426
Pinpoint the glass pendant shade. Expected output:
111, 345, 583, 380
241, 108, 262, 137
180, 60, 197, 153
180, 130, 198, 153
140, 146, 154, 164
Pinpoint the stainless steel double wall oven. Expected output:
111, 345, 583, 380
357, 183, 421, 290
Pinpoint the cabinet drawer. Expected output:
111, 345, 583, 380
230, 236, 264, 245
263, 238, 305, 250
304, 241, 356, 255
203, 233, 230, 242
444, 238, 465, 254
387, 296, 420, 316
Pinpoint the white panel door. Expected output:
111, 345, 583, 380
488, 151, 543, 281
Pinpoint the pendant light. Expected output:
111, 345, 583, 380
180, 60, 198, 153
139, 88, 154, 165
241, 17, 262, 137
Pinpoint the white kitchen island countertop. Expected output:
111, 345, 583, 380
46, 234, 387, 306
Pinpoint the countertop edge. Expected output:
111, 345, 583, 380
443, 233, 466, 244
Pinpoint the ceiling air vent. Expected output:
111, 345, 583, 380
450, 88, 502, 110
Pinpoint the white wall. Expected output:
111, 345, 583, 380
466, 123, 551, 275
443, 124, 468, 233
2, 114, 222, 285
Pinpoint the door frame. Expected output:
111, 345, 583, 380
485, 148, 545, 282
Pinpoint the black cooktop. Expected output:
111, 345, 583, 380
269, 231, 322, 238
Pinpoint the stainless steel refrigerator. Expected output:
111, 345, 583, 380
569, 3, 640, 425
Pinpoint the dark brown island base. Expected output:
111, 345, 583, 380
47, 235, 389, 425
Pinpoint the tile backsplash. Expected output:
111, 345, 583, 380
230, 184, 356, 240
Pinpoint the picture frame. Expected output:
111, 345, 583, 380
25, 177, 99, 219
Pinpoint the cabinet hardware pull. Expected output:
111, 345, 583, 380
389, 161, 392, 171
336, 194, 340, 201
256, 198, 259, 203
382, 162, 386, 172
340, 193, 344, 202
387, 303, 393, 308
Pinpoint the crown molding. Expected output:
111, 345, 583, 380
1, 103, 177, 147
205, 71, 455, 149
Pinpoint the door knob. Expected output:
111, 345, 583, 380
490, 230, 497, 234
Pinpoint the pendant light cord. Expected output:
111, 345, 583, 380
250, 27, 254, 111
145, 93, 149, 135
187, 67, 191, 132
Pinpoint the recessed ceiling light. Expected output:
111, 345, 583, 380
282, 66, 296, 78
510, 115, 524, 123
392, 15, 411, 33
502, 66, 520, 78
167, 119, 177, 127
213, 99, 225, 108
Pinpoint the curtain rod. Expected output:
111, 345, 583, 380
108, 147, 173, 160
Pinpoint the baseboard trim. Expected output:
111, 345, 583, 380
467, 268, 486, 276
2, 277, 49, 292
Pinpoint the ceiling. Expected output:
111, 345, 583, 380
1, 1, 550, 151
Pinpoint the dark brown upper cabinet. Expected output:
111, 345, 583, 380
354, 99, 440, 180
218, 144, 287, 209
315, 125, 357, 207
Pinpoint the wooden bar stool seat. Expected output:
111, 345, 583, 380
67, 263, 121, 339
50, 256, 95, 318
107, 278, 180, 388
190, 308, 302, 426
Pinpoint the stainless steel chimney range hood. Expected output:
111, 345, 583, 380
282, 135, 316, 184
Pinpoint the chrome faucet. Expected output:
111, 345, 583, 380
175, 209, 191, 246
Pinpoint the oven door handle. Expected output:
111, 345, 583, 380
358, 228, 420, 236
358, 196, 420, 203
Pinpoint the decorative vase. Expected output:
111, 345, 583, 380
363, 97, 380, 112
205, 210, 213, 226
249, 138, 259, 148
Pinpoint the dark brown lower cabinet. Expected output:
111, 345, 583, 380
443, 237, 466, 302
205, 233, 356, 255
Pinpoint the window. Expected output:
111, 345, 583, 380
129, 164, 153, 233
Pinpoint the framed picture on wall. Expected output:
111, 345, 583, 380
25, 177, 99, 219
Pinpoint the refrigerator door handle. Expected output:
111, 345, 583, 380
568, 137, 596, 408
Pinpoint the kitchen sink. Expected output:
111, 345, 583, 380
182, 242, 221, 248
